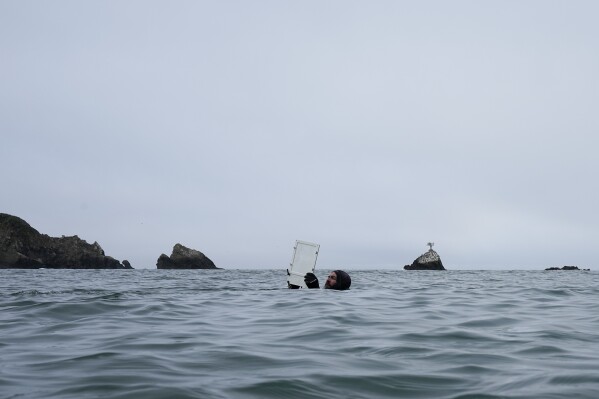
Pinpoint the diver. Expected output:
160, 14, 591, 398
302, 270, 351, 290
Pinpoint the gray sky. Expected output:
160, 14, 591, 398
2, 1, 598, 270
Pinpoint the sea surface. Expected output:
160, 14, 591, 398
1, 269, 598, 399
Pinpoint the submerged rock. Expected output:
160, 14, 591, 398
0, 213, 132, 269
404, 248, 446, 270
156, 243, 218, 269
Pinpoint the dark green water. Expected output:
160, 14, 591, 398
1, 269, 598, 398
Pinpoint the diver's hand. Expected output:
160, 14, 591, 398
304, 273, 319, 289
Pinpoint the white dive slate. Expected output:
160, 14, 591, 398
287, 240, 320, 288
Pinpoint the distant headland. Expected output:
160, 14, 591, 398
0, 213, 217, 270
0, 213, 131, 269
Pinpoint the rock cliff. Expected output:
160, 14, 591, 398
0, 213, 132, 269
156, 243, 218, 269
404, 248, 446, 270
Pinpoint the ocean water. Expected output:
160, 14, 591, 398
1, 269, 598, 399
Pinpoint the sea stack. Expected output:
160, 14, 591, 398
0, 213, 132, 269
156, 243, 218, 269
404, 243, 446, 270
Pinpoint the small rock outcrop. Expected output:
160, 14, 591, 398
156, 243, 218, 269
545, 266, 589, 271
0, 213, 132, 269
404, 247, 446, 270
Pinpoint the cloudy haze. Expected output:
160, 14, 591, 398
2, 1, 598, 269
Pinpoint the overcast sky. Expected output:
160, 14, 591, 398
2, 1, 598, 270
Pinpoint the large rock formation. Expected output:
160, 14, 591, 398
404, 248, 446, 270
156, 243, 218, 269
0, 213, 132, 269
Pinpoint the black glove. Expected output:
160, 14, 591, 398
304, 272, 319, 289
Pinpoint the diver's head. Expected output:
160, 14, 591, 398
325, 270, 351, 290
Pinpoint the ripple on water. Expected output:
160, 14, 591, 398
1, 269, 598, 399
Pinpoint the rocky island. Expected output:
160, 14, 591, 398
0, 213, 132, 269
156, 243, 218, 269
404, 243, 446, 270
545, 266, 589, 271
